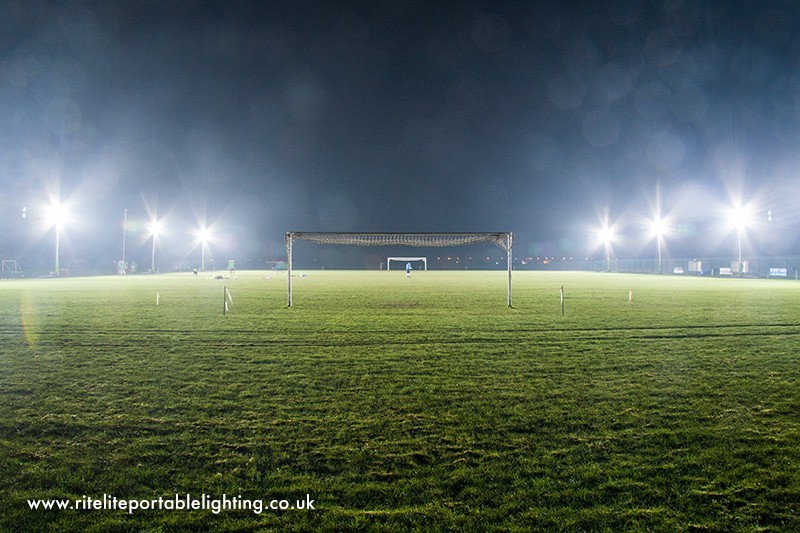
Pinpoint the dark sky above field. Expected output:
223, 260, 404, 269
3, 0, 800, 270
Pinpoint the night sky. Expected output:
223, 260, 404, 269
3, 1, 800, 272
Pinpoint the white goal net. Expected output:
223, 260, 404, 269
285, 232, 513, 307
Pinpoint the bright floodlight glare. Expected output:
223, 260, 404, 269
727, 203, 752, 270
45, 199, 69, 277
195, 225, 213, 271
649, 217, 668, 238
728, 204, 751, 230
149, 219, 163, 273
196, 226, 212, 243
595, 224, 615, 271
597, 225, 615, 245
649, 216, 669, 274
149, 219, 163, 237
45, 201, 68, 229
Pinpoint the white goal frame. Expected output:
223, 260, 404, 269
1, 260, 23, 276
285, 232, 513, 307
387, 257, 427, 271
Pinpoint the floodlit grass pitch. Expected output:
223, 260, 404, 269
1, 271, 799, 531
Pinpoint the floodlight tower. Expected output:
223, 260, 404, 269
736, 221, 742, 273
46, 201, 67, 276
597, 225, 614, 272
650, 217, 667, 274
729, 204, 750, 276
149, 219, 162, 273
122, 208, 128, 265
197, 226, 212, 271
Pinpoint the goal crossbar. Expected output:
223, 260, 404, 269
285, 232, 513, 307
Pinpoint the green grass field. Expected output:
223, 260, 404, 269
1, 270, 799, 531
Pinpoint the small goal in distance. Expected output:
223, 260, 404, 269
285, 232, 513, 307
387, 257, 427, 271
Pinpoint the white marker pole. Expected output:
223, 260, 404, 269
560, 285, 564, 316
156, 291, 160, 306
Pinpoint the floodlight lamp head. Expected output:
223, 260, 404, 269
149, 219, 163, 237
45, 202, 68, 230
649, 217, 668, 238
196, 226, 212, 244
597, 226, 615, 245
728, 204, 751, 230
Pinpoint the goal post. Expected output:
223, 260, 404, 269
285, 232, 513, 307
387, 257, 427, 271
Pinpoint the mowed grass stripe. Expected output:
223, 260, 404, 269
1, 271, 799, 531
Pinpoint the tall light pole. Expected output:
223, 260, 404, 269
196, 226, 212, 271
46, 202, 67, 276
597, 225, 615, 272
54, 221, 60, 276
649, 217, 667, 274
654, 180, 662, 274
656, 231, 663, 274
729, 205, 750, 276
149, 219, 162, 273
736, 225, 742, 271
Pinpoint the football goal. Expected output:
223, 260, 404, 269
285, 232, 513, 307
1, 260, 23, 277
387, 257, 427, 271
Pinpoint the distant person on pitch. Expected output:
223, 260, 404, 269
406, 262, 412, 278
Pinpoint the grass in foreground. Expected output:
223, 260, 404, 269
1, 270, 799, 531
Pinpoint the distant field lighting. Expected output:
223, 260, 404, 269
45, 201, 68, 230
597, 226, 615, 246
649, 217, 668, 239
46, 200, 69, 276
728, 204, 752, 231
595, 223, 616, 271
727, 203, 752, 274
148, 219, 163, 273
195, 226, 213, 271
648, 216, 670, 274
